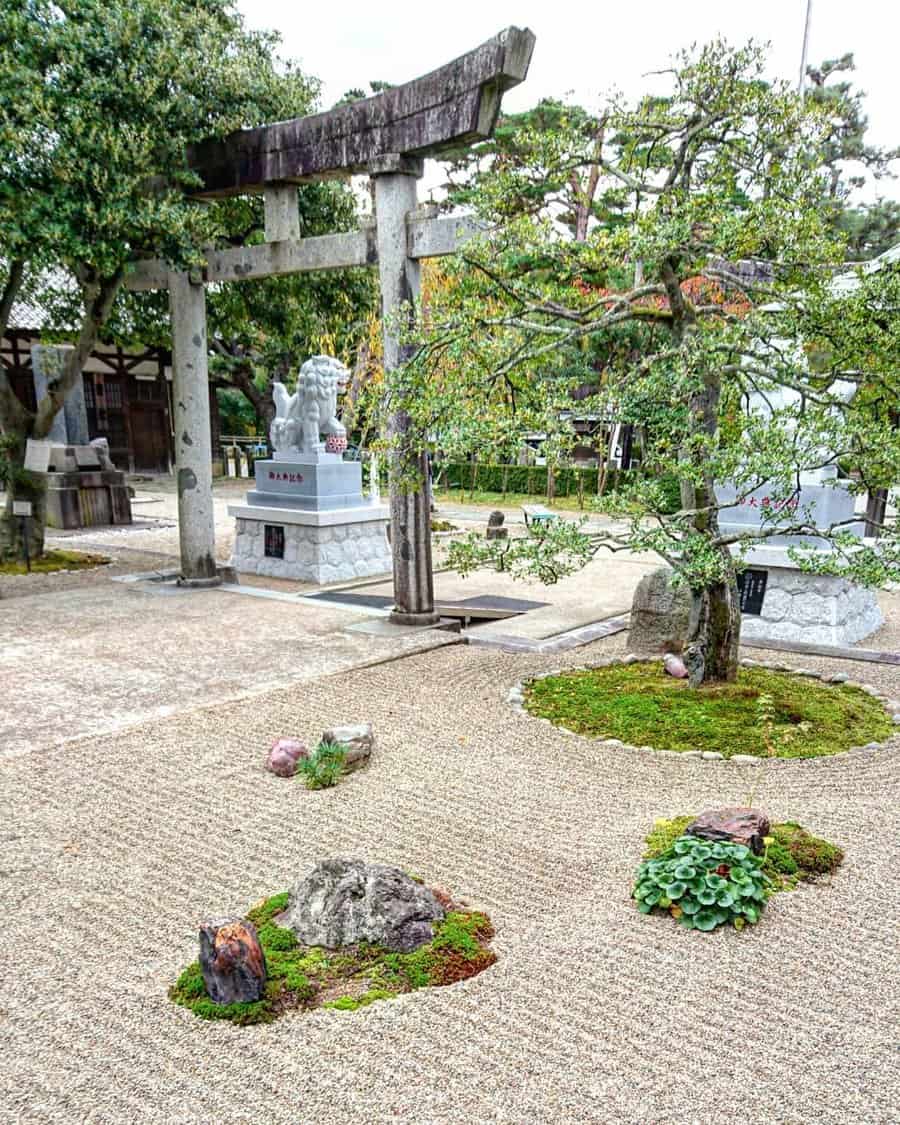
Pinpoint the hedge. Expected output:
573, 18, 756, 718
436, 461, 681, 513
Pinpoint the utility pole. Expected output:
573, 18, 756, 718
798, 0, 813, 97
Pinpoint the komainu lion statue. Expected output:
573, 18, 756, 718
270, 355, 350, 456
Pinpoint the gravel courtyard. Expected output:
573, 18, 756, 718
3, 626, 899, 1124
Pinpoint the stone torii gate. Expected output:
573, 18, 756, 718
127, 26, 535, 624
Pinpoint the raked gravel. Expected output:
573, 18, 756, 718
2, 635, 899, 1124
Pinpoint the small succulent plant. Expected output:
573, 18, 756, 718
633, 834, 772, 931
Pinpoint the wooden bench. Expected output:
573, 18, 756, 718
522, 504, 559, 532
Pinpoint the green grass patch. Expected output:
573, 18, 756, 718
170, 893, 496, 1026
525, 662, 891, 758
0, 548, 110, 575
644, 816, 843, 893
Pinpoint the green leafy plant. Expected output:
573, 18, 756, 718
633, 834, 772, 931
295, 741, 347, 789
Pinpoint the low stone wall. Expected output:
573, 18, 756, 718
740, 567, 882, 646
232, 510, 391, 584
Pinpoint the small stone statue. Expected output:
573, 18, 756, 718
270, 355, 350, 457
486, 510, 508, 540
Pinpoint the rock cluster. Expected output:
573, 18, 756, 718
285, 858, 445, 952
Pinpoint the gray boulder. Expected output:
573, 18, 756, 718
628, 566, 692, 655
321, 723, 374, 772
286, 858, 445, 952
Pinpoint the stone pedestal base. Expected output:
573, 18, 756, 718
737, 547, 882, 646
44, 470, 133, 530
229, 503, 391, 585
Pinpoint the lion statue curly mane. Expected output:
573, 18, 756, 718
270, 355, 350, 457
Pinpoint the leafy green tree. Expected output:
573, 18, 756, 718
389, 40, 900, 684
804, 53, 900, 259
0, 0, 315, 556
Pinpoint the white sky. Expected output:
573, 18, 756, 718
238, 0, 899, 201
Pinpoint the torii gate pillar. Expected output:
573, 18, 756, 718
372, 159, 438, 626
168, 270, 220, 585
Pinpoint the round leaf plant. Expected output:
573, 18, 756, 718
633, 835, 772, 931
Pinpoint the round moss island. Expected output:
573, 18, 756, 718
522, 660, 893, 759
170, 889, 497, 1026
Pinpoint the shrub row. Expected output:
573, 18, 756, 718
437, 461, 681, 512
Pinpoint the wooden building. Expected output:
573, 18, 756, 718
2, 320, 221, 473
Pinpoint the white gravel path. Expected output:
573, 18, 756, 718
2, 637, 899, 1124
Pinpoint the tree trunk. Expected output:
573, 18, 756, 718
0, 431, 47, 561
683, 574, 741, 688
660, 257, 738, 684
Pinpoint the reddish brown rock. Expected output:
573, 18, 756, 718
687, 807, 771, 855
266, 738, 309, 777
199, 918, 267, 1005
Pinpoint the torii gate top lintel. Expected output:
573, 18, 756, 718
187, 25, 535, 198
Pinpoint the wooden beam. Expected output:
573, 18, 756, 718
186, 26, 535, 198
124, 214, 482, 291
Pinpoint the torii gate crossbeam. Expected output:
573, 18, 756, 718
128, 26, 535, 623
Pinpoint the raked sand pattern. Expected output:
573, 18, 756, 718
3, 637, 899, 1124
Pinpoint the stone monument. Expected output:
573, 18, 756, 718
717, 382, 882, 646
229, 356, 391, 583
24, 437, 132, 529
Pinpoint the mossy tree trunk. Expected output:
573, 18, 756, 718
662, 258, 741, 686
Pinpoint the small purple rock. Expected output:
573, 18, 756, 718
266, 738, 309, 777
663, 653, 688, 679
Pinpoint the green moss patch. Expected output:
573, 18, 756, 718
525, 662, 891, 758
0, 548, 110, 575
645, 815, 843, 891
170, 892, 496, 1026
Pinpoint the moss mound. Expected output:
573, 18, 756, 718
525, 662, 891, 758
170, 891, 496, 1026
0, 548, 110, 575
645, 816, 843, 890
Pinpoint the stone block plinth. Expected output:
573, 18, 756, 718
736, 546, 882, 646
229, 503, 391, 585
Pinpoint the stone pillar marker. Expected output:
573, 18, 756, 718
168, 270, 220, 585
31, 345, 75, 444
372, 158, 438, 626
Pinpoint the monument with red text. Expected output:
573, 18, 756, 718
229, 355, 391, 582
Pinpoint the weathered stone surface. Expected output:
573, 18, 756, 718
320, 724, 374, 772
687, 807, 771, 855
663, 653, 688, 679
627, 567, 692, 655
286, 858, 445, 952
199, 918, 267, 1005
486, 510, 508, 540
266, 738, 309, 777
187, 27, 536, 196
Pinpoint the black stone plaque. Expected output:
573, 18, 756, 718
264, 524, 285, 559
736, 568, 768, 615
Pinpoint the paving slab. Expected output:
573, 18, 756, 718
0, 579, 457, 758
